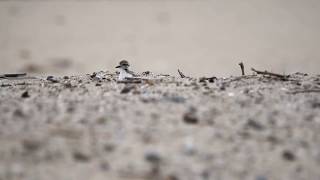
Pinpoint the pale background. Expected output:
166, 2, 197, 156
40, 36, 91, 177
0, 0, 319, 77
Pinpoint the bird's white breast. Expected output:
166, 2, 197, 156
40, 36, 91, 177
118, 69, 133, 80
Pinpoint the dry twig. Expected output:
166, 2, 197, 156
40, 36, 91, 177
178, 69, 187, 78
251, 68, 289, 79
238, 62, 245, 76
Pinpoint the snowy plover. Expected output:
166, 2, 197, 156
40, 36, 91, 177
115, 60, 136, 81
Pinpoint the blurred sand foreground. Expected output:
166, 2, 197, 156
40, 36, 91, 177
0, 0, 320, 77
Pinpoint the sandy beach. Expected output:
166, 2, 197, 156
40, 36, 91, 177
0, 71, 319, 180
1, 1, 320, 179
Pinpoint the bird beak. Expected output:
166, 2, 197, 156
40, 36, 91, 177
115, 65, 120, 68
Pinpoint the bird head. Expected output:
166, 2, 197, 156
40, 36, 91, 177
116, 60, 130, 69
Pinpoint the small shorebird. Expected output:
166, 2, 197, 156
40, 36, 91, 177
115, 60, 136, 81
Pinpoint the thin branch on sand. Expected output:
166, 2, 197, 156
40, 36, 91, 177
251, 68, 289, 79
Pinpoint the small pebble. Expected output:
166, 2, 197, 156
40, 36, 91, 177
199, 78, 206, 83
266, 135, 280, 144
104, 144, 115, 152
220, 85, 226, 91
199, 77, 217, 83
183, 107, 198, 124
22, 139, 42, 152
73, 151, 91, 162
282, 150, 296, 161
144, 151, 162, 164
96, 117, 107, 124
246, 119, 264, 130
47, 76, 59, 83
90, 72, 97, 79
255, 175, 268, 180
21, 91, 30, 98
243, 88, 250, 94
142, 71, 151, 75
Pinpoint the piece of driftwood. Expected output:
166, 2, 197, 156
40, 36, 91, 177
0, 73, 37, 80
251, 68, 289, 79
4, 73, 27, 77
238, 62, 245, 76
0, 73, 27, 79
